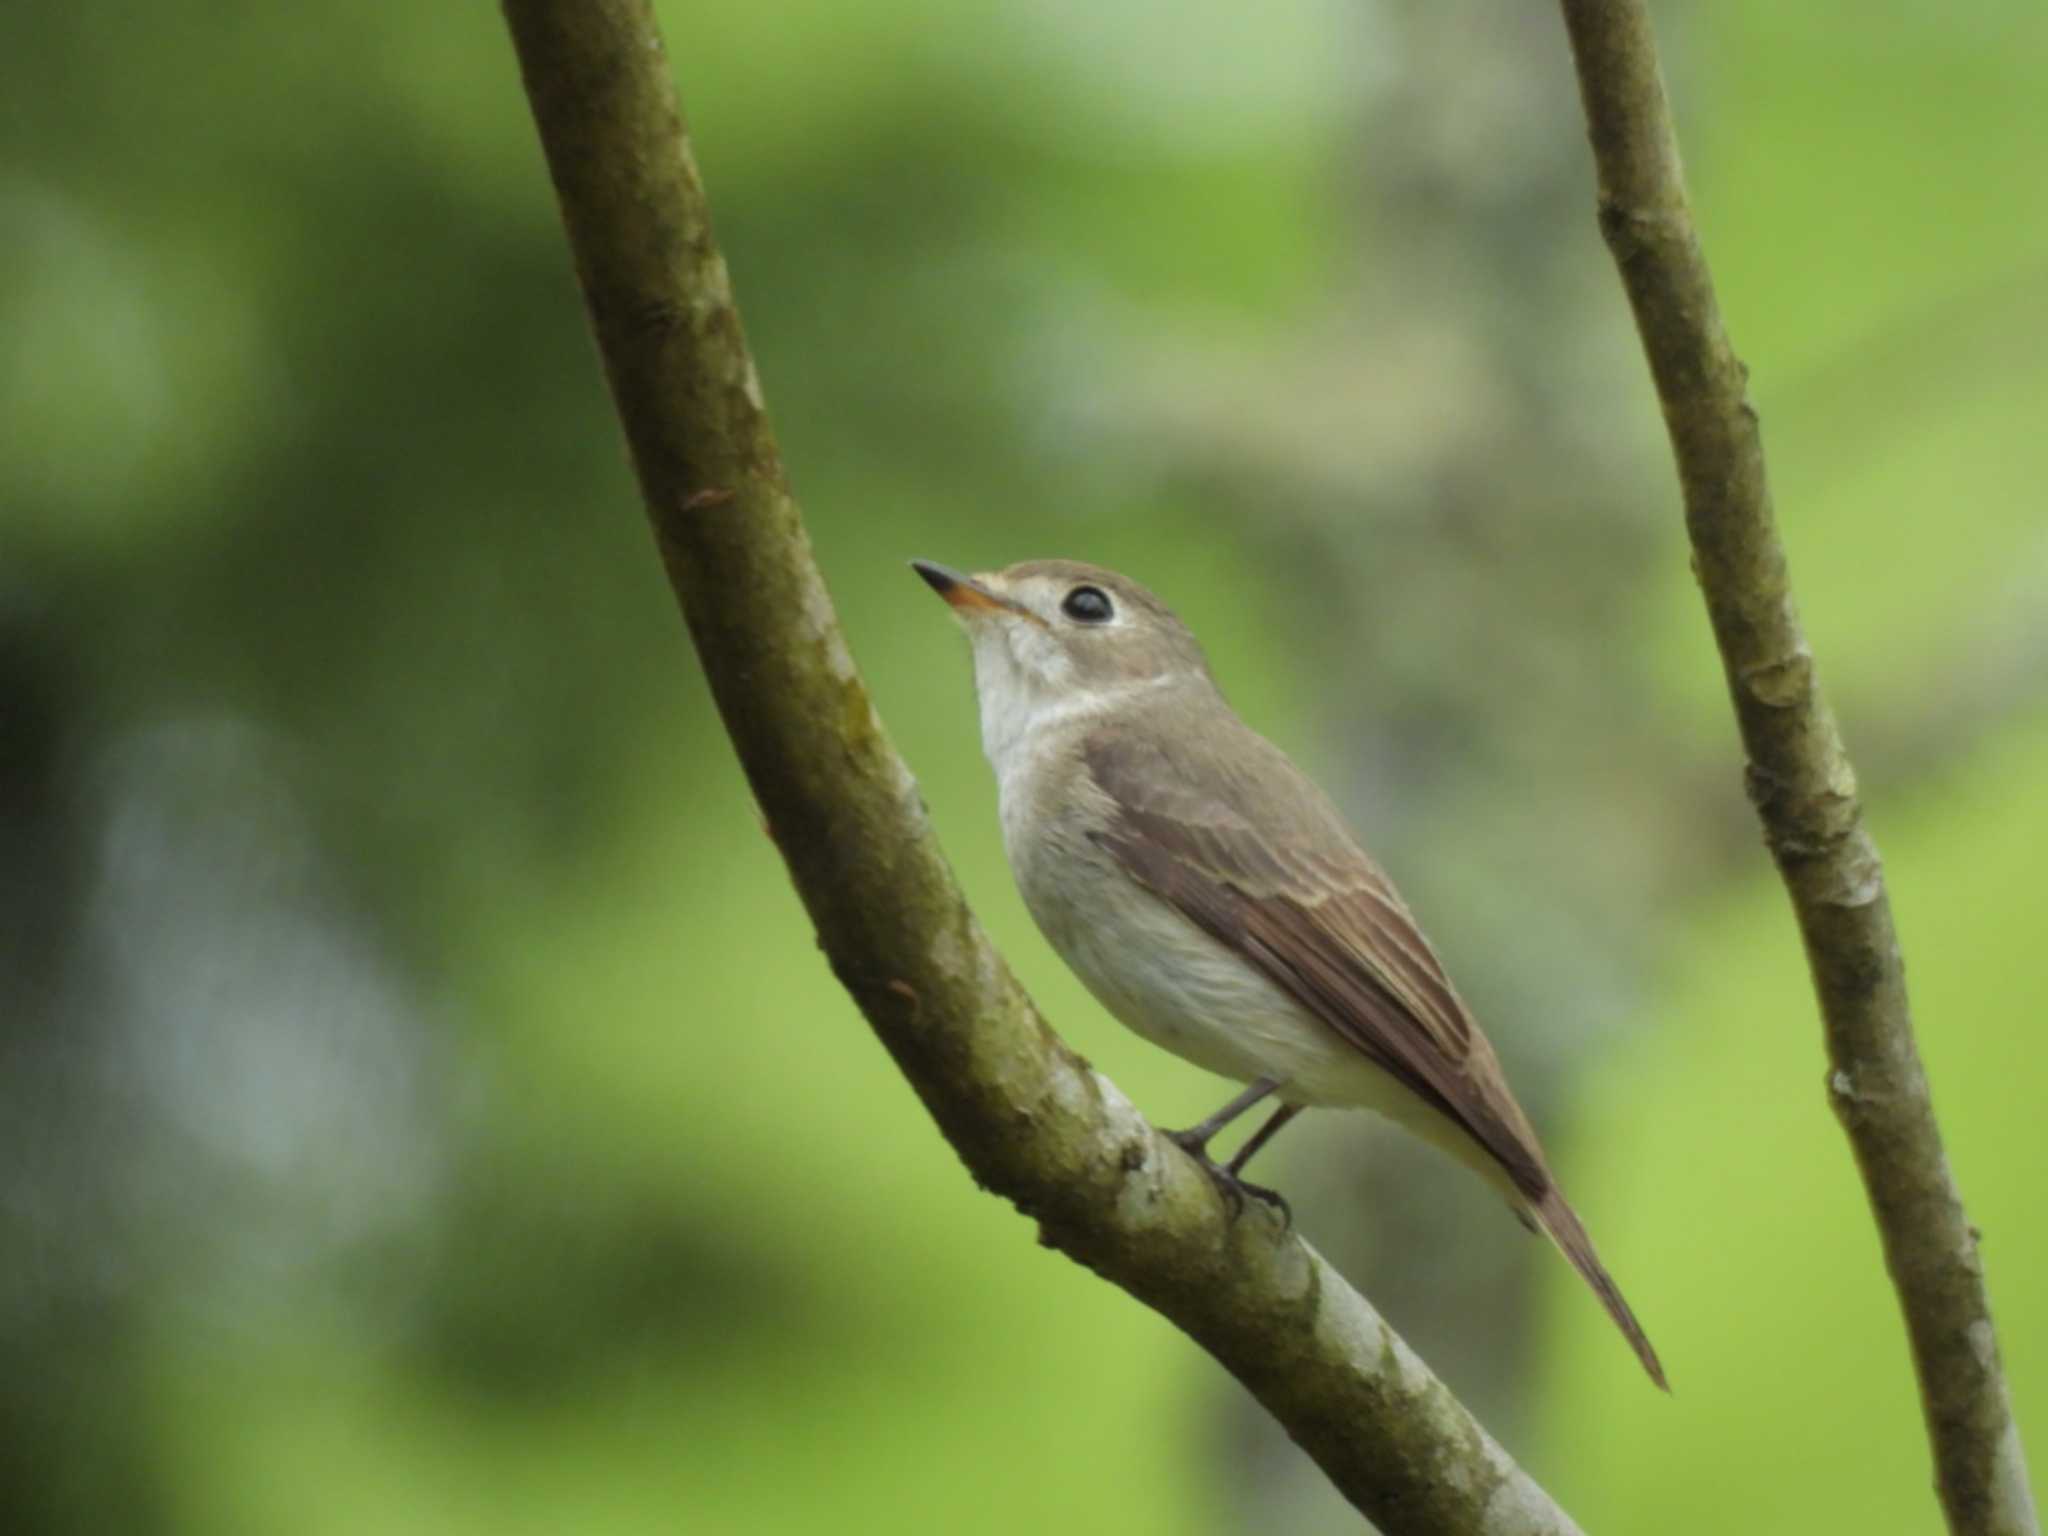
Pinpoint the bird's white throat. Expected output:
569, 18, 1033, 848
967, 621, 1186, 818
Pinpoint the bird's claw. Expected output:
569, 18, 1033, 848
1165, 1129, 1293, 1228
1233, 1176, 1292, 1228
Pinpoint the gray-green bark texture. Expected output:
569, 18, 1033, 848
1556, 4, 2037, 1534
499, 0, 1586, 1530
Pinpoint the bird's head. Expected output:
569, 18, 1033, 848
911, 558, 1213, 756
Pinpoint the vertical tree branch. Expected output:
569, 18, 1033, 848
1554, 5, 2037, 1534
498, 0, 1586, 1529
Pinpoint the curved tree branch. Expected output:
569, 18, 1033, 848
1554, 5, 2038, 1534
499, 0, 1586, 1529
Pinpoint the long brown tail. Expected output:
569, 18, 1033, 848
1534, 1189, 1668, 1390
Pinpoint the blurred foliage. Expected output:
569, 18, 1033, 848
0, 0, 2042, 1533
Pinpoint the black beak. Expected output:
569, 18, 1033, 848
910, 559, 965, 598
909, 558, 1033, 620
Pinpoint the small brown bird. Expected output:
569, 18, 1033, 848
915, 556, 1665, 1388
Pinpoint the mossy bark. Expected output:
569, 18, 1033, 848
1556, 4, 2037, 1533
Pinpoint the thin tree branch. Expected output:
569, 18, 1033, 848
1554, 5, 2038, 1534
497, 1, 1587, 1530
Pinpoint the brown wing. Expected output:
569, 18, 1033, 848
1081, 712, 1668, 1388
1082, 723, 1550, 1201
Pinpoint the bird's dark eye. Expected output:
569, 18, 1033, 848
1061, 585, 1114, 624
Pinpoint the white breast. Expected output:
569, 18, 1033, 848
975, 668, 1402, 1112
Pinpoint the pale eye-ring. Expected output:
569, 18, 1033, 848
1061, 585, 1114, 624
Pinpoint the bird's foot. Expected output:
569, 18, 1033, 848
1165, 1129, 1293, 1228
1228, 1173, 1292, 1228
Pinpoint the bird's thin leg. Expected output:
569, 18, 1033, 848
1166, 1077, 1282, 1160
1226, 1104, 1301, 1178
1214, 1103, 1302, 1225
1165, 1078, 1293, 1224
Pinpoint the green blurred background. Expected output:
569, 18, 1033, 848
3, 1, 2043, 1531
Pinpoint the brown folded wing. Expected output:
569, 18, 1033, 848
1079, 714, 1668, 1387
1082, 727, 1550, 1201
